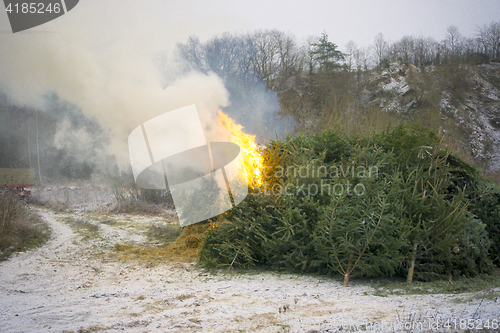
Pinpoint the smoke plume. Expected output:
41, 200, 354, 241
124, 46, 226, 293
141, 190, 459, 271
0, 0, 242, 169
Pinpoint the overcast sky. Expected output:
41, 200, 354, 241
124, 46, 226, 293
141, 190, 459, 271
2, 0, 500, 50
0, 0, 499, 160
217, 0, 500, 48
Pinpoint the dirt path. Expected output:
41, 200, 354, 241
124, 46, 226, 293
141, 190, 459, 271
0, 209, 499, 333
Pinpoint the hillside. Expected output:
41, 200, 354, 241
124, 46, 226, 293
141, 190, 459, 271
362, 62, 500, 175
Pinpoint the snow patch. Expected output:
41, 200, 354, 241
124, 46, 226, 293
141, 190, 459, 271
380, 77, 410, 95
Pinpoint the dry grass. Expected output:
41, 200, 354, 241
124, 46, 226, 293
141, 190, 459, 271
30, 196, 70, 213
110, 200, 166, 216
0, 190, 50, 260
61, 217, 100, 241
147, 223, 182, 243
112, 222, 209, 263
484, 170, 500, 185
30, 182, 170, 216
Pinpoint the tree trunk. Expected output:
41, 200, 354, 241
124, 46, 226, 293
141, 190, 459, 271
343, 273, 350, 287
36, 109, 42, 187
407, 242, 418, 283
343, 253, 354, 287
28, 122, 32, 169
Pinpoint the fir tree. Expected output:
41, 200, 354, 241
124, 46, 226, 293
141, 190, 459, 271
310, 32, 345, 71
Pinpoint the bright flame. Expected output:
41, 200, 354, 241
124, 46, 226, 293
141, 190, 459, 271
216, 110, 263, 187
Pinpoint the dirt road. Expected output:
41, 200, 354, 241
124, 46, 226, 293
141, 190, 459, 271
0, 209, 499, 332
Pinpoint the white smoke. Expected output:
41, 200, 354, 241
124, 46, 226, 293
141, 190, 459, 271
0, 0, 242, 167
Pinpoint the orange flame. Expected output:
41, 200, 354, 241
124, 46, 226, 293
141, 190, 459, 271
216, 110, 263, 187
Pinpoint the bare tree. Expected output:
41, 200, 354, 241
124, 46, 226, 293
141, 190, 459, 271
175, 36, 207, 73
251, 30, 280, 88
477, 22, 500, 61
355, 47, 370, 71
392, 35, 415, 64
304, 35, 318, 74
414, 36, 438, 66
373, 33, 388, 67
488, 22, 500, 60
344, 40, 358, 71
444, 25, 464, 60
275, 31, 304, 91
250, 30, 306, 93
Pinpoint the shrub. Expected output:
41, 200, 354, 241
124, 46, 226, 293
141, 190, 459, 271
200, 124, 498, 285
451, 217, 493, 276
109, 171, 174, 215
467, 181, 500, 265
0, 190, 50, 260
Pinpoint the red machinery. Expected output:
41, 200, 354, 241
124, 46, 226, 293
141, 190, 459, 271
0, 168, 36, 198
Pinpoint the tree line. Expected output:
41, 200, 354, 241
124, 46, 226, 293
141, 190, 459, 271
176, 21, 500, 84
174, 22, 500, 155
371, 22, 500, 68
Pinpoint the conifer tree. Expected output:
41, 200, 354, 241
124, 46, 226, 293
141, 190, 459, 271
313, 145, 407, 287
401, 146, 468, 282
310, 32, 345, 71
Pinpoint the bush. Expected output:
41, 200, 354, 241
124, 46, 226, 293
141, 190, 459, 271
452, 217, 493, 276
467, 181, 500, 265
111, 200, 167, 215
109, 172, 174, 215
200, 124, 498, 284
0, 190, 50, 260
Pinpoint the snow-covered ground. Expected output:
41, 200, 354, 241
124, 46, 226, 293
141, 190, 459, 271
0, 209, 499, 333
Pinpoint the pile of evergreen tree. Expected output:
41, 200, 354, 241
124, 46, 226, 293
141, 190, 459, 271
200, 124, 499, 285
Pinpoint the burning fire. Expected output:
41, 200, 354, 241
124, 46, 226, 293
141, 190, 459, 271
216, 110, 263, 187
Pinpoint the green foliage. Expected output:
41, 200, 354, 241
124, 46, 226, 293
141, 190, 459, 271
200, 124, 499, 284
269, 195, 325, 272
451, 217, 493, 276
312, 144, 407, 284
310, 32, 345, 71
200, 190, 281, 268
379, 58, 390, 69
303, 129, 352, 164
314, 180, 406, 281
376, 123, 441, 157
399, 147, 467, 281
468, 181, 500, 265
